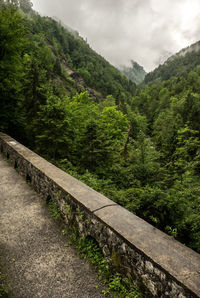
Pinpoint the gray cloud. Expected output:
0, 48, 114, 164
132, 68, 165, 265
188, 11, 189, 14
32, 0, 200, 72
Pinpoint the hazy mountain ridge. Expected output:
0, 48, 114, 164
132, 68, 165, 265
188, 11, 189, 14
144, 39, 200, 84
167, 40, 200, 62
119, 60, 146, 85
52, 16, 82, 40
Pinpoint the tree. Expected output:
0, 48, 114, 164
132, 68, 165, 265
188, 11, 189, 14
22, 34, 54, 122
19, 0, 32, 13
0, 4, 26, 135
173, 125, 200, 181
33, 94, 70, 159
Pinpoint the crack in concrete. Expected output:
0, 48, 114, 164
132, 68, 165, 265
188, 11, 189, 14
92, 204, 118, 213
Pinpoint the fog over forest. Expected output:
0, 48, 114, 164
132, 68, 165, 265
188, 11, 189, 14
32, 0, 200, 71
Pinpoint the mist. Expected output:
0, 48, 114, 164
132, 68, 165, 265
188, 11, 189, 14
32, 0, 200, 72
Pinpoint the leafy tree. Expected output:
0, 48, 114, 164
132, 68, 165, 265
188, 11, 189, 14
22, 34, 54, 121
173, 125, 200, 181
1, 0, 200, 253
19, 0, 32, 13
33, 94, 70, 159
0, 3, 26, 135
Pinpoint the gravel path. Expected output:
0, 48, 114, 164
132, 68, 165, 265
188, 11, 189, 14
0, 155, 105, 298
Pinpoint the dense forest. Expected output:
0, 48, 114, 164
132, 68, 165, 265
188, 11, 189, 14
145, 47, 200, 84
0, 0, 200, 253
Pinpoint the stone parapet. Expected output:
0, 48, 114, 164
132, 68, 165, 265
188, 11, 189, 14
0, 132, 199, 297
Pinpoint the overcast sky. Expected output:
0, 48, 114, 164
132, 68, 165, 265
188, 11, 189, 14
32, 0, 200, 72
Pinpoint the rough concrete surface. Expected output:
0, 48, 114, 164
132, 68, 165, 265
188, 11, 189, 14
0, 155, 105, 298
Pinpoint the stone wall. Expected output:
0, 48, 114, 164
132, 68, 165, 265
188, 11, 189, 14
0, 132, 199, 298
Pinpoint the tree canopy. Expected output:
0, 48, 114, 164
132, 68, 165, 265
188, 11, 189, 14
1, 1, 200, 253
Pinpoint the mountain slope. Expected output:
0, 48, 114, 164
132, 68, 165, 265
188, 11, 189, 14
1, 0, 200, 254
119, 60, 146, 85
144, 40, 200, 84
169, 40, 200, 60
31, 14, 136, 98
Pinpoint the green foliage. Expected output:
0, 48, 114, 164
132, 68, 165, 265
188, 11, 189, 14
47, 198, 61, 220
28, 13, 136, 98
129, 66, 200, 252
19, 0, 33, 13
71, 236, 142, 297
173, 125, 200, 180
145, 47, 200, 84
104, 274, 142, 297
1, 1, 200, 253
33, 91, 129, 175
0, 3, 26, 135
33, 94, 71, 159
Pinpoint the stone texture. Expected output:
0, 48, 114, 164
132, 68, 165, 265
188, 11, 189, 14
0, 132, 200, 298
0, 155, 105, 298
94, 205, 200, 297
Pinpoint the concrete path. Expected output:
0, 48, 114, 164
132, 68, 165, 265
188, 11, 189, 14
0, 155, 105, 298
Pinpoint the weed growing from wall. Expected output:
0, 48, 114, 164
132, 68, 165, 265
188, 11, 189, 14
70, 234, 142, 297
47, 198, 61, 220
47, 199, 142, 297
